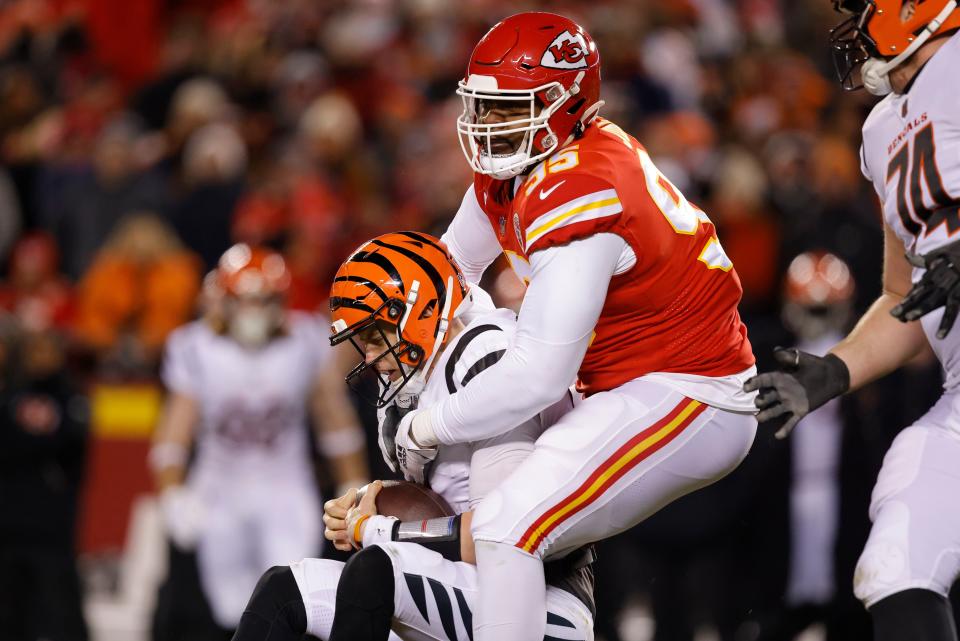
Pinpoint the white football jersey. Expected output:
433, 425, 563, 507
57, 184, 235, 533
162, 312, 330, 478
860, 30, 960, 386
414, 307, 558, 514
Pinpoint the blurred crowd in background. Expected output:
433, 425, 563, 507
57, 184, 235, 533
0, 0, 954, 640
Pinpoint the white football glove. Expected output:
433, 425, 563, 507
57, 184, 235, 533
160, 485, 207, 550
377, 392, 419, 473
394, 408, 438, 485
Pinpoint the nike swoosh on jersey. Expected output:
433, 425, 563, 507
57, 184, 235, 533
539, 180, 566, 200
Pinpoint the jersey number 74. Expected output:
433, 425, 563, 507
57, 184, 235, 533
888, 123, 960, 239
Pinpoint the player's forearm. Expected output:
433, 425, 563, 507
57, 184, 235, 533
831, 291, 928, 391
315, 416, 369, 492
313, 359, 370, 492
431, 334, 583, 444
329, 449, 369, 495
149, 393, 198, 491
362, 511, 471, 562
151, 459, 187, 491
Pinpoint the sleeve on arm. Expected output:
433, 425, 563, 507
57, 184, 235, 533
160, 328, 200, 397
429, 232, 627, 445
860, 144, 884, 200
441, 185, 503, 284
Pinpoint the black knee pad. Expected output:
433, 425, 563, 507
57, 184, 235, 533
337, 546, 395, 610
232, 566, 306, 641
870, 588, 958, 641
329, 547, 395, 641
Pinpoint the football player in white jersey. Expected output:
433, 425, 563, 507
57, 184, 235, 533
746, 3, 960, 640
229, 232, 594, 641
149, 243, 369, 631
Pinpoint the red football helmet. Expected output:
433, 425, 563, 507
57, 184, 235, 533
830, 0, 960, 93
457, 12, 603, 179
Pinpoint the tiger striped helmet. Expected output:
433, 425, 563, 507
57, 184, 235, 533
329, 231, 469, 406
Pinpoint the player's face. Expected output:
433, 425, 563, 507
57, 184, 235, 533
356, 323, 402, 381
475, 98, 539, 155
225, 294, 282, 348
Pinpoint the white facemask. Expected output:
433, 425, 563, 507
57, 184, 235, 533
229, 307, 276, 348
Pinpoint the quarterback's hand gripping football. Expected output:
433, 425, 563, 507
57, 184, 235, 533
323, 487, 358, 552
891, 238, 960, 339
743, 347, 850, 439
394, 409, 438, 485
377, 393, 419, 473
343, 480, 383, 550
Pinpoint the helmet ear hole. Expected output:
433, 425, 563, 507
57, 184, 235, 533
566, 98, 586, 115
418, 299, 438, 320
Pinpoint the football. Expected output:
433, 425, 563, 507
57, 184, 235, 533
374, 480, 455, 521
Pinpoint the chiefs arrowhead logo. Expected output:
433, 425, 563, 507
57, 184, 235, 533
540, 31, 589, 70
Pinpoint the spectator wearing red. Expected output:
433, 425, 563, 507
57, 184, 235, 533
0, 231, 73, 333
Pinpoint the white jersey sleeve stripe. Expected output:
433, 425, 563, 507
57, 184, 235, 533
524, 189, 621, 248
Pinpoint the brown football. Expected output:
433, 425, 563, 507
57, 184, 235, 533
375, 480, 455, 521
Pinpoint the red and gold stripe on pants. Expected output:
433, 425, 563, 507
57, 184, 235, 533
516, 397, 707, 554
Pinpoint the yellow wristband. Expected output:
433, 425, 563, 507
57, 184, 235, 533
352, 514, 372, 548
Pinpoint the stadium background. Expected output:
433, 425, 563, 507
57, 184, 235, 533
0, 0, 954, 640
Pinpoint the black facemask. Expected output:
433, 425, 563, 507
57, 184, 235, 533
829, 0, 880, 90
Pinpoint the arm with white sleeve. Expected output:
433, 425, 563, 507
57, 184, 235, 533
149, 327, 207, 549
440, 185, 503, 284
418, 232, 624, 446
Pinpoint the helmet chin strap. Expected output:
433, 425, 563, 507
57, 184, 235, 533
861, 0, 958, 95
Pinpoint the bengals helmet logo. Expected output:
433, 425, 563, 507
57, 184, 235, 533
540, 31, 589, 70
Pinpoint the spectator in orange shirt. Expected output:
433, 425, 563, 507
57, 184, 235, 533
73, 213, 201, 373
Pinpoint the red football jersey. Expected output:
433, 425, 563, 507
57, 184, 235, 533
474, 118, 754, 394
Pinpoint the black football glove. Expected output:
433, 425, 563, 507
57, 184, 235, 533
891, 238, 960, 339
742, 347, 850, 439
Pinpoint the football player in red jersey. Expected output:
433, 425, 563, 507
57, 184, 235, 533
379, 12, 759, 641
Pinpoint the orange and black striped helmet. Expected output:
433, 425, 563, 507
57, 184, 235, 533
329, 231, 469, 406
